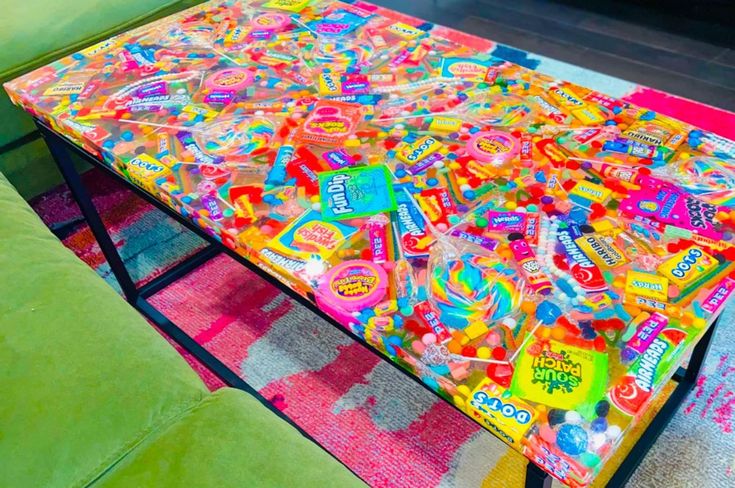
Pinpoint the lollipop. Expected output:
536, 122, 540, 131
195, 116, 276, 156
463, 93, 533, 127
664, 155, 735, 207
465, 130, 520, 167
430, 253, 520, 329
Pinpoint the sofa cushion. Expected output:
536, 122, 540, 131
0, 171, 210, 487
0, 0, 203, 198
0, 88, 37, 149
94, 388, 365, 488
0, 135, 93, 199
0, 0, 202, 83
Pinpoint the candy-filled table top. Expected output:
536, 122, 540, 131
6, 0, 735, 485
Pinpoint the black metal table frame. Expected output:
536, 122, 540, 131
36, 118, 719, 488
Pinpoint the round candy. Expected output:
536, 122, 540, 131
250, 12, 289, 31
580, 452, 601, 468
465, 130, 520, 166
204, 68, 254, 92
430, 253, 520, 329
591, 417, 608, 432
536, 300, 562, 325
547, 408, 567, 426
606, 425, 622, 440
316, 260, 388, 324
464, 93, 533, 127
564, 410, 582, 425
595, 400, 610, 417
556, 424, 588, 456
196, 116, 275, 156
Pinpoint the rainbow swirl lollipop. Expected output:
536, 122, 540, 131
463, 93, 533, 127
430, 254, 520, 329
196, 116, 275, 156
666, 155, 735, 208
312, 38, 374, 68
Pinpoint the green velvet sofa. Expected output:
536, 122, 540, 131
0, 171, 364, 487
0, 0, 206, 199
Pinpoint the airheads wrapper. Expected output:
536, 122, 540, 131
609, 324, 690, 416
319, 165, 396, 221
510, 340, 608, 412
465, 130, 520, 166
394, 187, 430, 258
556, 225, 607, 293
316, 260, 388, 325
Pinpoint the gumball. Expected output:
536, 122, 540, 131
556, 424, 588, 456
536, 300, 562, 325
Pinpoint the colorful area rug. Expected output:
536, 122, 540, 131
28, 4, 735, 485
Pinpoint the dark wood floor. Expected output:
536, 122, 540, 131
369, 0, 735, 112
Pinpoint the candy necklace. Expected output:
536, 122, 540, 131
370, 77, 454, 94
537, 216, 586, 305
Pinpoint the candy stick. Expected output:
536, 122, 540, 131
366, 215, 390, 264
216, 194, 236, 210
450, 354, 511, 365
211, 48, 243, 66
290, 16, 319, 37
509, 320, 543, 362
118, 119, 203, 132
390, 221, 416, 306
375, 113, 437, 124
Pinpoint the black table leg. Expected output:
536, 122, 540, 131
526, 462, 553, 488
37, 122, 139, 302
606, 319, 719, 488
682, 319, 716, 383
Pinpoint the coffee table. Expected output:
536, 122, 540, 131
5, 1, 732, 486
